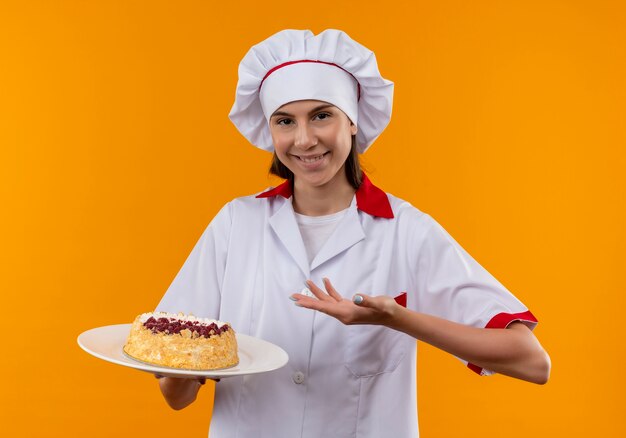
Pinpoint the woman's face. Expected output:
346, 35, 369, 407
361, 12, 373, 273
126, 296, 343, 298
269, 100, 357, 190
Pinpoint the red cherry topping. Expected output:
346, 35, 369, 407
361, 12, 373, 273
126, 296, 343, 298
143, 317, 229, 338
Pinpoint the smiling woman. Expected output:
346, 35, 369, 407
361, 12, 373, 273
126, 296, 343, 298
153, 29, 549, 438
269, 100, 358, 215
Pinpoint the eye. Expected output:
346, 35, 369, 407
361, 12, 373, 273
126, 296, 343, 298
313, 112, 331, 121
275, 118, 294, 126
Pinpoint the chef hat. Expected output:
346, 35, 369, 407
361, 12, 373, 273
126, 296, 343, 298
229, 29, 394, 153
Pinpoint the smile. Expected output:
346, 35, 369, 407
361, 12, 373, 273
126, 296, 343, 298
295, 152, 330, 163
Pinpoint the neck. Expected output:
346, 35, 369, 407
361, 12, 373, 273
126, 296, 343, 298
292, 170, 355, 216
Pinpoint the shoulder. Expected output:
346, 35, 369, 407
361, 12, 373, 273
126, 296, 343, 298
228, 188, 280, 208
221, 187, 288, 217
385, 192, 433, 227
372, 191, 444, 250
206, 191, 265, 222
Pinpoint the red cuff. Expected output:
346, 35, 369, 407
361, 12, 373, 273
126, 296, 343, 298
394, 292, 407, 307
468, 310, 539, 375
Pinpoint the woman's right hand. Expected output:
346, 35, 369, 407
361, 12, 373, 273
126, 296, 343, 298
156, 375, 207, 410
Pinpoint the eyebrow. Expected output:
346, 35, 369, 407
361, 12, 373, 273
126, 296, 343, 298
271, 104, 334, 118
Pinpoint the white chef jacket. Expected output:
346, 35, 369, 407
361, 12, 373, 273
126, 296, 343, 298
156, 174, 537, 438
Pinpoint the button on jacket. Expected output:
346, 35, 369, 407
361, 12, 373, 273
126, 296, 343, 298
157, 174, 537, 438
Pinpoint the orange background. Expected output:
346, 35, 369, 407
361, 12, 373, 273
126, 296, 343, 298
1, 1, 625, 436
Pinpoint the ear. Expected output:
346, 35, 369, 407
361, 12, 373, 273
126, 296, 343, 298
350, 122, 358, 136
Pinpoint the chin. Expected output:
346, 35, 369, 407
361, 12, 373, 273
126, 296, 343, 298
305, 171, 344, 188
300, 175, 328, 187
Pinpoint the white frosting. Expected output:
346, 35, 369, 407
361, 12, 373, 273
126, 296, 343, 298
140, 312, 229, 328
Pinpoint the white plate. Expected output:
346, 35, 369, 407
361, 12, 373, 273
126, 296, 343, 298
77, 324, 289, 379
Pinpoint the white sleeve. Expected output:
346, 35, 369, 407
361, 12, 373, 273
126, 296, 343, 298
414, 215, 538, 375
155, 202, 232, 320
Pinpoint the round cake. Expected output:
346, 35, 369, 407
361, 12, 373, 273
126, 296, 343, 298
123, 312, 239, 370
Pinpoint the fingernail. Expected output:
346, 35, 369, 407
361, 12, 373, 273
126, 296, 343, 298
289, 295, 298, 301
353, 295, 364, 305
304, 280, 311, 288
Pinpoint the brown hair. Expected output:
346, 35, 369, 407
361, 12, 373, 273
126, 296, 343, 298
269, 135, 363, 190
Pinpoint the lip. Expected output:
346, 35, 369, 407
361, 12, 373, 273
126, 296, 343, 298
291, 151, 330, 169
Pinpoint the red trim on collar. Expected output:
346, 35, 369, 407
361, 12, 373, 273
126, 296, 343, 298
256, 179, 293, 199
356, 174, 394, 219
255, 173, 394, 219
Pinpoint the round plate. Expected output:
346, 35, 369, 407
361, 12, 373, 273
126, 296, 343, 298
77, 324, 289, 379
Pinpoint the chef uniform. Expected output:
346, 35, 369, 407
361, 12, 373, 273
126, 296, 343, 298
156, 29, 538, 438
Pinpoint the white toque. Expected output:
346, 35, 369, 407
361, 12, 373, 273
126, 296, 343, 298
229, 29, 394, 153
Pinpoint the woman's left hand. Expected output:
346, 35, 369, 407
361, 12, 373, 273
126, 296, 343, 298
290, 278, 399, 326
292, 278, 551, 384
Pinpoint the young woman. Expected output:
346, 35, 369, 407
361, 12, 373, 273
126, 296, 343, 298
155, 29, 550, 438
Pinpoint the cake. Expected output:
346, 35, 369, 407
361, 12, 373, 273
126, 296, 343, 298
123, 312, 239, 370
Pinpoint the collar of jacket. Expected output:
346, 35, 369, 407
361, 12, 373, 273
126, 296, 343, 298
255, 172, 394, 219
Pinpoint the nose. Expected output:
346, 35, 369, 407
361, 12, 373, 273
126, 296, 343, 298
294, 123, 317, 149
